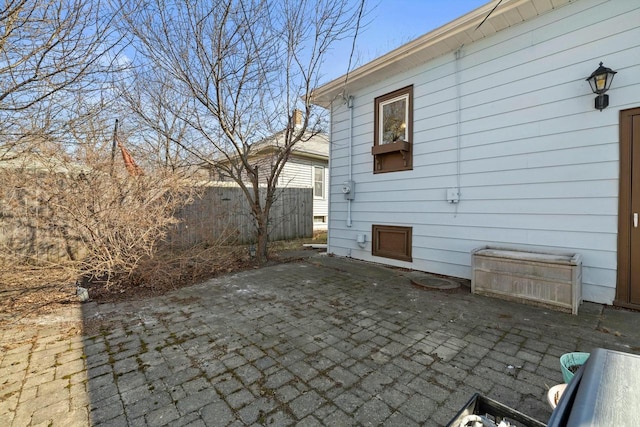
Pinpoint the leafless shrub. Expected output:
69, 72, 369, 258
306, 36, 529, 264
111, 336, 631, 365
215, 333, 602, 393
128, 244, 246, 292
0, 147, 194, 287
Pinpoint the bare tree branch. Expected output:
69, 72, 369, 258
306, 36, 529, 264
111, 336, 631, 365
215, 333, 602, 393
0, 0, 129, 157
118, 0, 365, 261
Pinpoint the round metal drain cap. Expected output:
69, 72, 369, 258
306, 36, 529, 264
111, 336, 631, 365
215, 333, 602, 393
407, 272, 460, 290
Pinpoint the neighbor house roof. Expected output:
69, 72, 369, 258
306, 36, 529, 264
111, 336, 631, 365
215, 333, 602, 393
201, 130, 328, 177
311, 0, 574, 107
290, 132, 329, 161
247, 131, 329, 161
0, 150, 90, 174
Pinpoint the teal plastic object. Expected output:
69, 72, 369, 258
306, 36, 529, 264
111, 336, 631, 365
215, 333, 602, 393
560, 352, 590, 383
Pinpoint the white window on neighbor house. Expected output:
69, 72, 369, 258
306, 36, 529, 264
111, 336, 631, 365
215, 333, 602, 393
313, 166, 325, 199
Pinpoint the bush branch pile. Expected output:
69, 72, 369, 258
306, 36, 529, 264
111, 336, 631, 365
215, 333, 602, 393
0, 150, 193, 287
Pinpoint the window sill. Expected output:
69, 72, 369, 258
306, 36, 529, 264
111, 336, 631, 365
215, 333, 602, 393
371, 141, 410, 155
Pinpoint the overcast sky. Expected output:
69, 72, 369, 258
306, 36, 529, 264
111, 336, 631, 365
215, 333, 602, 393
320, 0, 489, 84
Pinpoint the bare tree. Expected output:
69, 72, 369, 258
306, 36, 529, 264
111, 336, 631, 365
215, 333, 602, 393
118, 0, 365, 261
118, 67, 196, 173
0, 0, 128, 158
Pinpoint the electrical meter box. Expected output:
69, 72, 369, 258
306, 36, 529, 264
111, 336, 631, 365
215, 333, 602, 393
342, 180, 355, 200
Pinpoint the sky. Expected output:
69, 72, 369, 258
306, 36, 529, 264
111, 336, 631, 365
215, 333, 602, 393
320, 0, 490, 84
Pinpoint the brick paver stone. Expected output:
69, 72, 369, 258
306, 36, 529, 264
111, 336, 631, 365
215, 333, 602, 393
2, 255, 640, 426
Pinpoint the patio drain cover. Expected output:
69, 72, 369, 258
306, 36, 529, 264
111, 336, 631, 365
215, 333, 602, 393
407, 272, 460, 290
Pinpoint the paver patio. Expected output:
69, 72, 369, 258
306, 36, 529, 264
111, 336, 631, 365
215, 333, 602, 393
2, 254, 639, 426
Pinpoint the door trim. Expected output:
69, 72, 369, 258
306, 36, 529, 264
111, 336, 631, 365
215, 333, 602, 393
615, 107, 640, 308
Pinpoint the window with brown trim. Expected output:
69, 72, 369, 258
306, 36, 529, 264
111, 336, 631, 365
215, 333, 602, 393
372, 85, 413, 173
372, 224, 412, 262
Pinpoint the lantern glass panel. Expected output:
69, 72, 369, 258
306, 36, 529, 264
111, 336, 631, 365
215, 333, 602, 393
595, 74, 607, 92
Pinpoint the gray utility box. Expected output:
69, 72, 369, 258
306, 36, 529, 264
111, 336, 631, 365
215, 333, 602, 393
472, 246, 582, 314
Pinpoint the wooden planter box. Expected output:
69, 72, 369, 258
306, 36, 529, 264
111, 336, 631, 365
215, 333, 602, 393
471, 246, 582, 314
372, 141, 411, 172
371, 140, 410, 155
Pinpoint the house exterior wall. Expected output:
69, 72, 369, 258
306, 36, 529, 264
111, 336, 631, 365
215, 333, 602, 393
327, 0, 640, 304
279, 156, 329, 228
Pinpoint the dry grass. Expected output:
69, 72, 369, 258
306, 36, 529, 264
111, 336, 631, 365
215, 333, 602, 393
0, 264, 78, 325
268, 230, 327, 252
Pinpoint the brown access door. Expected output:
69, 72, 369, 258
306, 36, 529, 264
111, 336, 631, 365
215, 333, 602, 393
617, 107, 640, 308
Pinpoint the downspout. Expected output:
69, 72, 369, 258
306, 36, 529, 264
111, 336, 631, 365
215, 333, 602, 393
454, 48, 463, 216
328, 101, 333, 247
347, 95, 354, 227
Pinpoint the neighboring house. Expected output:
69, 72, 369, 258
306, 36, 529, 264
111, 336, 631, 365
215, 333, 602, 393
311, 0, 640, 307
278, 133, 329, 230
207, 113, 329, 230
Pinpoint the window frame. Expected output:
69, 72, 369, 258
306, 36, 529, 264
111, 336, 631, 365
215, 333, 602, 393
312, 165, 325, 199
372, 85, 413, 173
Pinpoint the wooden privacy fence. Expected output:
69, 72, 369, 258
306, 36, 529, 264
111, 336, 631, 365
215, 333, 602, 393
166, 185, 313, 247
0, 183, 312, 262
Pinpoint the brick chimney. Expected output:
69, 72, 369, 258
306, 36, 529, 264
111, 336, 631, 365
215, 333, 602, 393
292, 109, 303, 128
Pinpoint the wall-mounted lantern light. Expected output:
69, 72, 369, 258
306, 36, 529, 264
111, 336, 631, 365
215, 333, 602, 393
586, 62, 617, 111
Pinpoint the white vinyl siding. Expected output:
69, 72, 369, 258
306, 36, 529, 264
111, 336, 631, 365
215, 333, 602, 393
279, 157, 329, 223
327, 0, 640, 304
279, 160, 311, 188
